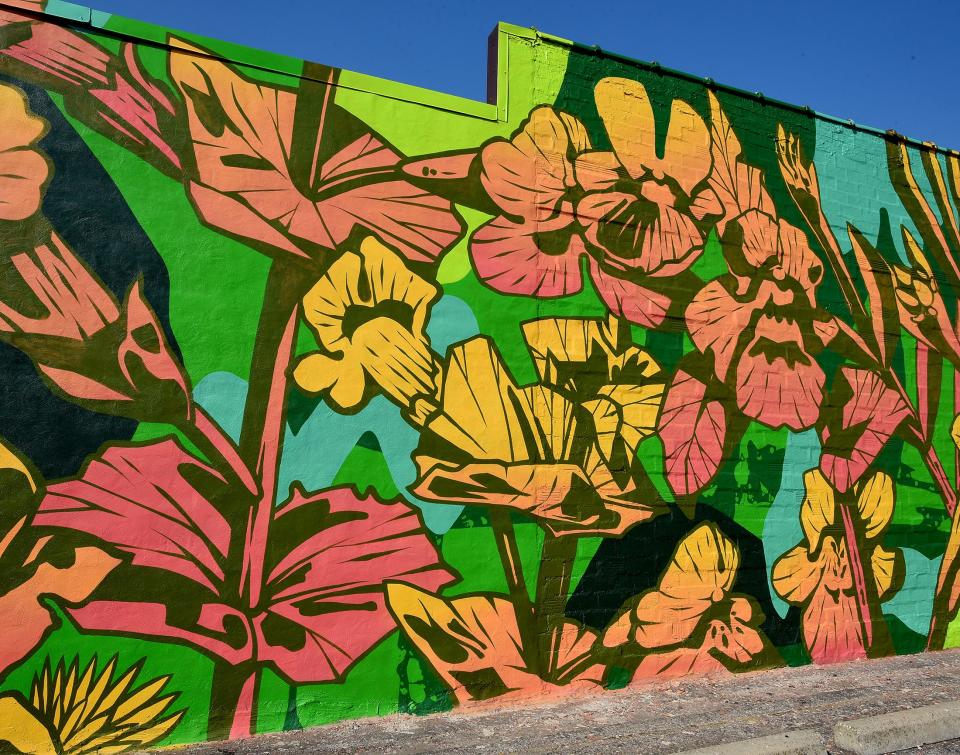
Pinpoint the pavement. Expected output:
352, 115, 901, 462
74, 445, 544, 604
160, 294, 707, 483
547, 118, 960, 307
165, 649, 960, 754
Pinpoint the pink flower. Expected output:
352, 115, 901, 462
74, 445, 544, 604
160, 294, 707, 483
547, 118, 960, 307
470, 78, 719, 328
686, 209, 836, 430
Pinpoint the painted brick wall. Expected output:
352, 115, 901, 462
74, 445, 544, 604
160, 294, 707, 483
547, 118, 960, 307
0, 1, 959, 750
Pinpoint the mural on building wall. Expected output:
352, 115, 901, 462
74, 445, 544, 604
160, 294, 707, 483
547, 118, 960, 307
1, 0, 960, 749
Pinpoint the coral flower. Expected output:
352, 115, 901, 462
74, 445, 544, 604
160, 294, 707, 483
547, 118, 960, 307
577, 77, 718, 277
772, 469, 903, 664
386, 582, 603, 704
470, 79, 719, 328
0, 81, 49, 220
685, 209, 836, 430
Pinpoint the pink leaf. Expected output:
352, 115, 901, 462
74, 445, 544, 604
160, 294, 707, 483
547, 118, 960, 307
36, 440, 231, 593
659, 370, 727, 496
69, 600, 253, 666
258, 485, 457, 683
819, 368, 912, 493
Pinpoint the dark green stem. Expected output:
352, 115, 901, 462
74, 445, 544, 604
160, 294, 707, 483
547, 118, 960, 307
489, 509, 538, 675
534, 534, 578, 682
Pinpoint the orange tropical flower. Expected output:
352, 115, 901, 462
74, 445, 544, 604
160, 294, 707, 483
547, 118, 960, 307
0, 655, 182, 754
602, 523, 777, 680
685, 95, 836, 431
469, 80, 719, 328
386, 582, 603, 704
772, 469, 903, 664
577, 78, 718, 277
0, 81, 49, 220
0, 438, 119, 679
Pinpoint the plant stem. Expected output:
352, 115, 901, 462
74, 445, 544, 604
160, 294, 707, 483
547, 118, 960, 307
181, 407, 258, 495
207, 661, 260, 740
534, 534, 578, 682
236, 262, 311, 608
838, 501, 892, 657
489, 509, 538, 675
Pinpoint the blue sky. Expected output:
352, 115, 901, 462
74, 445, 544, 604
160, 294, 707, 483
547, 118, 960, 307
87, 0, 958, 148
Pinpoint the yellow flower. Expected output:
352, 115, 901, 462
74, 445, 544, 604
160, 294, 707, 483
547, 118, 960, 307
293, 236, 440, 413
0, 656, 182, 754
412, 335, 666, 537
772, 469, 903, 664
522, 315, 664, 465
0, 82, 49, 221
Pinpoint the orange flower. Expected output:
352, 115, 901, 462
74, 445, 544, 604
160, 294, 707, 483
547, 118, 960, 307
468, 80, 720, 328
577, 78, 719, 277
387, 583, 602, 704
0, 81, 49, 220
602, 523, 776, 680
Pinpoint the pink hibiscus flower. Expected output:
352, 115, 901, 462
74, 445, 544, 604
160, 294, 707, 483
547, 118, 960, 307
470, 78, 719, 328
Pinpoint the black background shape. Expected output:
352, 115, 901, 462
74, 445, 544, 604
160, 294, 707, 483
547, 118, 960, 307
0, 76, 178, 479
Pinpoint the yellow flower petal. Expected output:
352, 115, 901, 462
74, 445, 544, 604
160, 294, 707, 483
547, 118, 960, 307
662, 98, 711, 196
0, 694, 58, 755
594, 78, 657, 180
427, 337, 533, 462
0, 82, 47, 152
0, 436, 37, 493
871, 545, 904, 601
595, 382, 663, 455
772, 544, 820, 605
292, 352, 344, 394
855, 472, 894, 539
800, 469, 835, 551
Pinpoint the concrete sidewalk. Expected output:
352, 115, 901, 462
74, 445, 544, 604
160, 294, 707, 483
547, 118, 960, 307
170, 650, 960, 754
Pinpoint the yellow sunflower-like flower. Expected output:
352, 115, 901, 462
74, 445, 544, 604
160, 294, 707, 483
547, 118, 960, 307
293, 236, 440, 415
0, 655, 183, 754
522, 315, 664, 466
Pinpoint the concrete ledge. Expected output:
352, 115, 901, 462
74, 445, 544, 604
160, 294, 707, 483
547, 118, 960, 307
833, 700, 960, 755
675, 730, 826, 755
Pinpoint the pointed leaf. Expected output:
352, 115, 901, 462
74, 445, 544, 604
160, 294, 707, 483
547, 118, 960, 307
658, 369, 726, 496
819, 368, 912, 493
847, 225, 899, 367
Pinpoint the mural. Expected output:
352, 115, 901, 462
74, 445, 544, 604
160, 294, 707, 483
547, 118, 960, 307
1, 0, 960, 749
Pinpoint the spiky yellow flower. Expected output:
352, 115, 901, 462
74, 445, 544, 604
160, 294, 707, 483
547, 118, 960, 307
0, 655, 183, 754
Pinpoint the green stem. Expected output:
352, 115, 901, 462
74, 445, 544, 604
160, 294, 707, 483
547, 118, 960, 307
207, 660, 260, 740
534, 534, 578, 682
235, 263, 311, 608
489, 509, 538, 675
